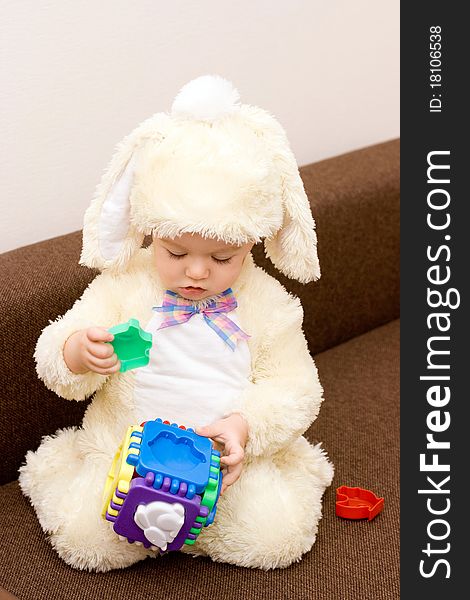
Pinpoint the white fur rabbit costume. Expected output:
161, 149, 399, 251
19, 76, 333, 572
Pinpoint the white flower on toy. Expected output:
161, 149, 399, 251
134, 501, 185, 551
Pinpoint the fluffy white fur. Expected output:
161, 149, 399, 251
20, 248, 333, 572
171, 74, 240, 121
21, 76, 330, 572
79, 76, 320, 283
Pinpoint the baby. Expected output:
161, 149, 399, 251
19, 75, 333, 572
64, 232, 254, 494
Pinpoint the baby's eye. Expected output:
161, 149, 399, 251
167, 250, 186, 259
212, 256, 232, 264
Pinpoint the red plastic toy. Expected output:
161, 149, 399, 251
335, 486, 384, 521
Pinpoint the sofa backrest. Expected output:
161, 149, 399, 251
0, 139, 399, 485
254, 138, 399, 356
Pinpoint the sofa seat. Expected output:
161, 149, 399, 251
0, 319, 399, 600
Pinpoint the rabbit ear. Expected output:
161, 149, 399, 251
264, 152, 320, 283
97, 153, 137, 261
80, 151, 143, 271
239, 105, 320, 283
80, 113, 170, 271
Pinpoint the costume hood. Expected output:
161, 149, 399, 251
80, 75, 320, 283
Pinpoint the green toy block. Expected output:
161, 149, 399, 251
197, 467, 221, 526
108, 318, 152, 372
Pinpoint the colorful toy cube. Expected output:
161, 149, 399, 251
102, 419, 222, 552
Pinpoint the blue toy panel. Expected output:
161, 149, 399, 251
131, 419, 213, 493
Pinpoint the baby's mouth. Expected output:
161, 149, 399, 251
179, 286, 207, 295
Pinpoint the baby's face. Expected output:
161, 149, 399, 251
152, 233, 254, 300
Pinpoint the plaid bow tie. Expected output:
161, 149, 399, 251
153, 288, 250, 351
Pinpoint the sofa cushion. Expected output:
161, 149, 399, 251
0, 320, 399, 600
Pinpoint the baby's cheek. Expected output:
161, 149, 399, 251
224, 263, 243, 286
157, 264, 178, 286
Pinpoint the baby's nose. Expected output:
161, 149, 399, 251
185, 262, 209, 280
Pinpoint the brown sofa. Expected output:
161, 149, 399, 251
0, 139, 399, 600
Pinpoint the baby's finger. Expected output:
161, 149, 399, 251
88, 353, 119, 370
85, 351, 121, 374
220, 439, 245, 465
196, 423, 223, 440
87, 327, 114, 343
220, 449, 244, 467
86, 361, 121, 376
212, 440, 224, 454
88, 340, 115, 359
223, 463, 243, 486
221, 463, 243, 492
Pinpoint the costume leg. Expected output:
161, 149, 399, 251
183, 436, 333, 569
19, 427, 153, 572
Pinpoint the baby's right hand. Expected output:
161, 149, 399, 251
63, 327, 121, 375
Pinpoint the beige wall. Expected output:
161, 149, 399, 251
0, 1, 399, 253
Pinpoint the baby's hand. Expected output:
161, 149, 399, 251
63, 327, 121, 375
196, 413, 248, 494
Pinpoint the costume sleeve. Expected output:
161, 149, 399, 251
34, 271, 121, 401
233, 295, 323, 458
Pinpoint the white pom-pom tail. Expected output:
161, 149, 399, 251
171, 74, 240, 121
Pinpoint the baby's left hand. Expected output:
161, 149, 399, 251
196, 413, 248, 494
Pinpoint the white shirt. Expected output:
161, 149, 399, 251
133, 308, 251, 429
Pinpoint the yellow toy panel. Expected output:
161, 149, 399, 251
101, 425, 144, 519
